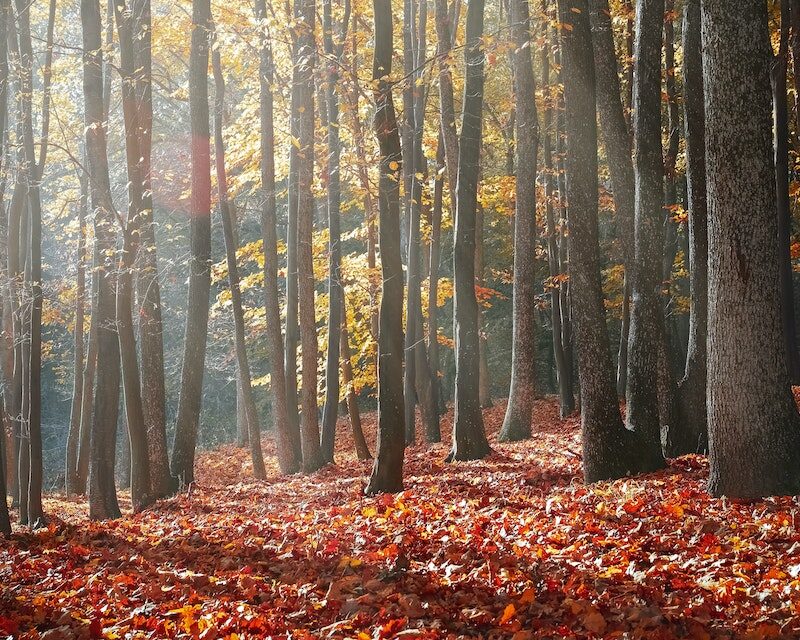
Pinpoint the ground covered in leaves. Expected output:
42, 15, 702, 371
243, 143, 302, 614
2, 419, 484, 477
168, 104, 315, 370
3, 398, 800, 639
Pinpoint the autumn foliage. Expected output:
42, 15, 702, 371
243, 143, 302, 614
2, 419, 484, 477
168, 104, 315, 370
2, 399, 800, 639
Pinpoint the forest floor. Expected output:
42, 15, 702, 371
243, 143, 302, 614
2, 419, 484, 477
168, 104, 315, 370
3, 398, 800, 639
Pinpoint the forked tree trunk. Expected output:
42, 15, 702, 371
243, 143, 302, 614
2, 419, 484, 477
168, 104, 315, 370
211, 47, 266, 479
557, 0, 637, 483
625, 0, 667, 472
114, 0, 153, 512
170, 0, 213, 488
365, 0, 406, 495
82, 0, 122, 520
254, 0, 300, 474
703, 0, 800, 498
499, 0, 538, 442
671, 0, 707, 456
449, 0, 490, 462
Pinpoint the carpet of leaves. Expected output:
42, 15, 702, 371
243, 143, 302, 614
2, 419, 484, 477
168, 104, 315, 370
3, 398, 800, 639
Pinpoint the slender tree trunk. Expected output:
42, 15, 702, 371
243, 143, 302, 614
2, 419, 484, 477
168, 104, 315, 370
540, 26, 570, 419
254, 0, 300, 475
625, 0, 667, 472
15, 0, 52, 528
670, 0, 707, 456
114, 0, 153, 513
475, 203, 492, 408
211, 47, 266, 479
499, 0, 538, 442
558, 0, 637, 483
365, 0, 406, 494
341, 297, 370, 459
428, 132, 445, 425
295, 0, 323, 473
132, 0, 172, 499
449, 0, 490, 462
170, 0, 213, 488
703, 0, 800, 498
82, 0, 122, 520
65, 174, 88, 495
434, 0, 459, 198
774, 0, 800, 385
320, 0, 350, 464
76, 262, 98, 494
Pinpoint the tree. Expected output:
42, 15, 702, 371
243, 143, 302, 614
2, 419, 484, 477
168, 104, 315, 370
65, 173, 88, 496
773, 0, 800, 385
703, 0, 800, 498
499, 0, 538, 442
170, 0, 213, 488
671, 0, 707, 455
625, 0, 666, 472
449, 0, 491, 462
254, 0, 300, 475
210, 45, 267, 479
131, 0, 173, 499
82, 0, 122, 520
320, 0, 351, 464
295, 0, 323, 473
589, 0, 634, 399
558, 0, 637, 483
365, 0, 405, 495
114, 0, 154, 513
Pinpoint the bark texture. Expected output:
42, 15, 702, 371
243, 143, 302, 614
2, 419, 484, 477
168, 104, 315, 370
703, 0, 800, 498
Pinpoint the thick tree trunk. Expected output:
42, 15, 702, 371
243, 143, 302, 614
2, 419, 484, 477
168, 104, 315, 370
499, 0, 538, 442
65, 174, 88, 495
365, 0, 406, 494
211, 48, 266, 479
82, 0, 122, 520
320, 0, 350, 464
625, 0, 667, 472
703, 0, 800, 498
170, 0, 213, 488
254, 0, 300, 475
670, 0, 707, 456
558, 0, 637, 483
114, 0, 153, 513
449, 0, 490, 462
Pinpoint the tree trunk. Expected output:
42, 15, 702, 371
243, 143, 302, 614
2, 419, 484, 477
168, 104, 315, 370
670, 0, 707, 456
170, 0, 213, 488
703, 0, 800, 498
114, 0, 153, 513
499, 0, 538, 442
82, 0, 122, 520
434, 0, 459, 197
625, 0, 667, 472
774, 0, 800, 385
341, 297, 370, 459
475, 204, 492, 409
557, 0, 637, 483
320, 0, 350, 464
365, 0, 406, 494
449, 0, 490, 462
428, 132, 445, 424
76, 261, 99, 494
16, 0, 52, 528
295, 0, 323, 473
66, 173, 88, 495
211, 47, 266, 479
132, 0, 172, 499
254, 0, 299, 475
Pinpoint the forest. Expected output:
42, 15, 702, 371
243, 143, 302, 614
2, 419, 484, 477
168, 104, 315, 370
1, 0, 800, 636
